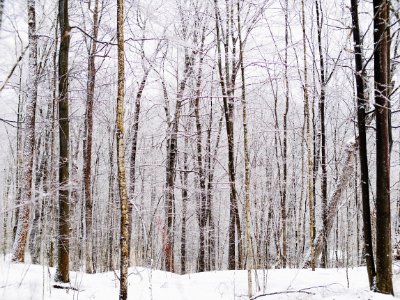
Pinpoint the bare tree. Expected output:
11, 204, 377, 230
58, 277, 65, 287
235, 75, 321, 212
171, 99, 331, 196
314, 0, 328, 268
55, 0, 71, 283
373, 0, 393, 294
116, 0, 129, 297
350, 0, 376, 289
301, 0, 315, 271
83, 0, 100, 274
214, 0, 243, 270
12, 0, 39, 263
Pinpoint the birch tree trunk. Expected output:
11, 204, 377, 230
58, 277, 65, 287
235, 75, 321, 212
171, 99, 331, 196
281, 0, 289, 269
116, 0, 129, 297
12, 0, 38, 263
194, 22, 207, 273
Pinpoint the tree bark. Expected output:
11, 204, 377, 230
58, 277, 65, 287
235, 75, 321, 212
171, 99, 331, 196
373, 0, 393, 294
163, 24, 196, 272
55, 0, 71, 283
214, 0, 243, 270
116, 0, 129, 297
12, 0, 38, 263
0, 0, 4, 31
237, 0, 252, 294
180, 130, 189, 274
194, 23, 207, 273
350, 0, 376, 288
83, 0, 99, 274
308, 140, 357, 267
315, 0, 328, 268
281, 0, 289, 269
301, 0, 315, 271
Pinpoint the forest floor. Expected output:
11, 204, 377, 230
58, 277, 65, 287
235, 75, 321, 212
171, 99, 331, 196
0, 255, 399, 299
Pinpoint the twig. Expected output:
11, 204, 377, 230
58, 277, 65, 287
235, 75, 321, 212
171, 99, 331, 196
0, 118, 19, 128
71, 26, 165, 46
0, 45, 29, 94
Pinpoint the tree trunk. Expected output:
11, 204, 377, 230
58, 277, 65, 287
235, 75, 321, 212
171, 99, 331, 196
315, 0, 328, 268
281, 0, 289, 269
350, 0, 376, 288
306, 140, 357, 267
128, 69, 149, 262
373, 0, 393, 294
163, 33, 196, 273
116, 0, 129, 297
83, 0, 99, 275
237, 0, 252, 294
301, 0, 315, 271
194, 25, 207, 273
29, 133, 45, 264
180, 131, 189, 274
214, 0, 242, 270
12, 0, 38, 262
55, 0, 71, 283
0, 0, 4, 31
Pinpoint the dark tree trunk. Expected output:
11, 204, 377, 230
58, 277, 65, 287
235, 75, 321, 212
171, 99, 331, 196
350, 0, 376, 289
373, 0, 393, 294
55, 0, 71, 283
315, 0, 328, 268
214, 0, 242, 270
180, 134, 189, 274
194, 25, 207, 272
163, 22, 196, 271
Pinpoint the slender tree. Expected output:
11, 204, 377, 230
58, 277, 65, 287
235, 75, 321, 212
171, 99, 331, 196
350, 0, 376, 289
194, 14, 207, 272
12, 0, 38, 263
83, 0, 100, 274
281, 0, 289, 268
315, 0, 328, 268
55, 0, 71, 283
163, 4, 197, 271
301, 0, 315, 271
237, 0, 252, 294
116, 0, 129, 297
214, 0, 243, 270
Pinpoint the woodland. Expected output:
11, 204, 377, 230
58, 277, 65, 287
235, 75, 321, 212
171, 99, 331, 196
0, 0, 399, 299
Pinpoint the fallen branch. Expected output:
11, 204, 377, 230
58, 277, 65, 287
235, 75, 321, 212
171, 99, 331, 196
250, 283, 340, 299
250, 289, 314, 299
304, 140, 358, 267
52, 284, 80, 291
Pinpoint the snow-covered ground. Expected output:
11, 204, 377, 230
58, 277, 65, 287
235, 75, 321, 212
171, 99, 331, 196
1, 256, 399, 299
